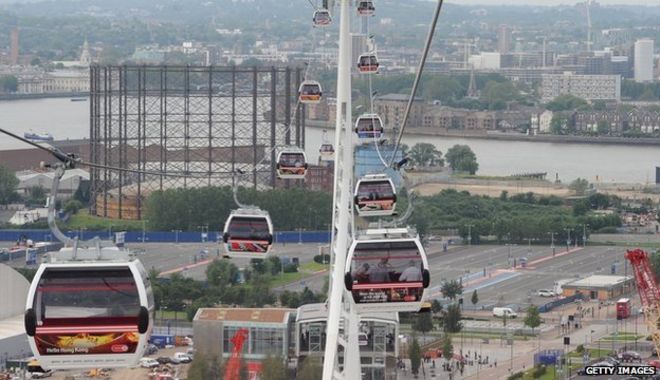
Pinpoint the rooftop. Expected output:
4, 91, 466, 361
566, 275, 632, 289
376, 93, 423, 102
194, 307, 293, 324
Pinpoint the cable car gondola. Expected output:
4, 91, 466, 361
357, 0, 375, 16
319, 143, 335, 161
298, 80, 323, 104
24, 249, 154, 370
354, 174, 396, 217
222, 209, 273, 258
276, 148, 308, 179
354, 113, 384, 139
313, 9, 332, 27
344, 229, 430, 313
357, 53, 379, 74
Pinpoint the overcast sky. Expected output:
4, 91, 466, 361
445, 0, 660, 5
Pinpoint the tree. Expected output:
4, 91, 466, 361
409, 143, 444, 167
550, 114, 569, 135
260, 356, 288, 380
442, 334, 454, 363
524, 305, 542, 334
206, 259, 240, 288
445, 145, 478, 174
471, 289, 479, 307
596, 120, 610, 135
431, 299, 443, 314
0, 165, 18, 205
0, 75, 18, 93
569, 178, 589, 196
409, 336, 422, 377
545, 95, 588, 111
63, 199, 83, 214
443, 303, 463, 333
413, 312, 434, 337
440, 280, 463, 301
297, 357, 323, 380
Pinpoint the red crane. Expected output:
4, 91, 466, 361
624, 248, 660, 356
225, 328, 249, 380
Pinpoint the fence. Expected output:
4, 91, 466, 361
538, 293, 585, 313
0, 230, 331, 244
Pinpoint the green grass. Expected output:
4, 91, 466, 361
269, 271, 310, 288
65, 210, 143, 231
155, 310, 184, 320
600, 334, 644, 342
300, 261, 329, 273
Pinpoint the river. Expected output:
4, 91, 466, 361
0, 98, 657, 184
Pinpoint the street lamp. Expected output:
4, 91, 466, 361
466, 224, 474, 247
564, 228, 573, 252
142, 219, 149, 242
581, 224, 589, 247
198, 224, 209, 242
172, 229, 182, 243
549, 232, 556, 256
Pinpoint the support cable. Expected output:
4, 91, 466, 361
388, 0, 444, 167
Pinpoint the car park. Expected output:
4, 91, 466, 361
146, 343, 159, 355
156, 357, 174, 365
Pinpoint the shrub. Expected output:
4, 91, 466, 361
532, 364, 547, 378
313, 254, 330, 264
576, 344, 585, 354
507, 372, 523, 380
283, 263, 298, 273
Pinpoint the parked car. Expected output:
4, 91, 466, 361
173, 352, 192, 363
140, 358, 159, 368
156, 357, 173, 365
537, 289, 555, 297
618, 351, 641, 362
601, 357, 619, 366
146, 343, 158, 355
29, 370, 53, 379
647, 359, 660, 369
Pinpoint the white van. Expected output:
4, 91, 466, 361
493, 307, 517, 318
139, 358, 159, 368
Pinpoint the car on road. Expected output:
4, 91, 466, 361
537, 289, 555, 297
146, 343, 158, 355
618, 351, 642, 362
493, 307, 517, 318
29, 370, 53, 379
140, 358, 159, 368
601, 357, 620, 366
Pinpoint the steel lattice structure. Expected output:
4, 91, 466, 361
89, 65, 305, 219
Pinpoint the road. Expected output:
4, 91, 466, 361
425, 244, 629, 309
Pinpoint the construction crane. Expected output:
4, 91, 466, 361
624, 248, 660, 356
225, 328, 249, 380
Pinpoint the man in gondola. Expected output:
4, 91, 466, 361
368, 259, 390, 283
399, 260, 423, 282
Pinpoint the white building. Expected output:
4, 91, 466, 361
541, 72, 621, 102
634, 39, 654, 83
16, 169, 89, 199
469, 52, 501, 70
531, 110, 554, 133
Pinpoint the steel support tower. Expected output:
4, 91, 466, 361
323, 1, 361, 379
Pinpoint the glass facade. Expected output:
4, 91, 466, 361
223, 325, 287, 358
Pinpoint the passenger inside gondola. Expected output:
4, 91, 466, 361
278, 153, 306, 175
350, 241, 424, 303
313, 10, 331, 25
355, 117, 383, 137
228, 218, 270, 241
356, 181, 394, 210
358, 55, 379, 71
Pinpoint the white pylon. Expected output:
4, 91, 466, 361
322, 0, 361, 379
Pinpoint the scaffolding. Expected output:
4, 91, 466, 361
89, 65, 305, 219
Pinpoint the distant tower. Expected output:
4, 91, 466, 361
634, 39, 654, 83
586, 0, 593, 52
467, 66, 478, 98
497, 25, 511, 54
79, 38, 92, 65
9, 28, 19, 65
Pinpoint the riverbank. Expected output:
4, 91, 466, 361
0, 92, 88, 101
306, 120, 660, 146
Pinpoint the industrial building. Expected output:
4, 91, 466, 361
541, 73, 621, 102
560, 275, 634, 301
192, 304, 399, 380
